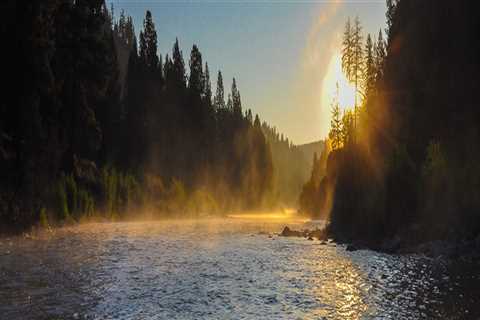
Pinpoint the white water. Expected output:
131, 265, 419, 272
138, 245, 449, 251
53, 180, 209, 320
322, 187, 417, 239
0, 214, 478, 319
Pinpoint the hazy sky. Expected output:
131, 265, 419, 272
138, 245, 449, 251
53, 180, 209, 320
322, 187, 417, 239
109, 0, 386, 144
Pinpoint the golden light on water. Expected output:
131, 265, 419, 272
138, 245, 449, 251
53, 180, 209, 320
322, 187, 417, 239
322, 54, 357, 111
228, 209, 307, 223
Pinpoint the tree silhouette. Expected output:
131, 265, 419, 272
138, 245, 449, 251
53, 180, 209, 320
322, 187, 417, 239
0, 4, 290, 229
203, 62, 212, 105
231, 78, 242, 116
214, 71, 225, 110
188, 45, 204, 94
342, 16, 363, 130
386, 0, 398, 41
363, 34, 376, 98
329, 83, 342, 150
171, 38, 186, 88
375, 29, 386, 82
341, 110, 354, 147
142, 10, 159, 69
341, 18, 353, 85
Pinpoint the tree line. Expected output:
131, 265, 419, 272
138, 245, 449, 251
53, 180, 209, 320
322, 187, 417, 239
0, 1, 304, 232
301, 0, 480, 247
299, 16, 387, 218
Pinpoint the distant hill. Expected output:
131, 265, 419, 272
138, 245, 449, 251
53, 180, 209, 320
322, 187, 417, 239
298, 140, 325, 165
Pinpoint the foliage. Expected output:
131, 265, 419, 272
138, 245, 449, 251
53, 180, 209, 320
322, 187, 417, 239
0, 2, 279, 231
302, 0, 480, 245
329, 83, 342, 150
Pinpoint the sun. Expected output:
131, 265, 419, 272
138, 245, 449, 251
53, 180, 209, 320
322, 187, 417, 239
321, 53, 357, 111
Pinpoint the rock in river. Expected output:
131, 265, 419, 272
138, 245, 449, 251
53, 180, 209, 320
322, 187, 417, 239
280, 226, 302, 237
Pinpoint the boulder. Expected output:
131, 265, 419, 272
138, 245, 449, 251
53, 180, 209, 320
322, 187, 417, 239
280, 226, 302, 237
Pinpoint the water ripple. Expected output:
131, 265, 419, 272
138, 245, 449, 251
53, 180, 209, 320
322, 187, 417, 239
0, 219, 479, 319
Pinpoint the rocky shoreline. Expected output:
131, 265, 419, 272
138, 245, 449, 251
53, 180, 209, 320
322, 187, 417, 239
278, 225, 480, 260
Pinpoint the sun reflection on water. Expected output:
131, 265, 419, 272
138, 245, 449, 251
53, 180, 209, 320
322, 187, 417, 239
299, 248, 370, 320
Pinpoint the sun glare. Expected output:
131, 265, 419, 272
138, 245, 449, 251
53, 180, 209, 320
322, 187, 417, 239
322, 54, 357, 112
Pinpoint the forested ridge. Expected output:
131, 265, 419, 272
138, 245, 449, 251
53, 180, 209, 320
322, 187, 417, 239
0, 1, 305, 232
301, 0, 480, 247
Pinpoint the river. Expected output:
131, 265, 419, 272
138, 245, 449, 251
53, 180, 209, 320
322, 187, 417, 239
0, 213, 478, 319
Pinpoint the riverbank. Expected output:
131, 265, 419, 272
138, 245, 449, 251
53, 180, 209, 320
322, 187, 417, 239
279, 225, 480, 261
0, 209, 299, 239
0, 211, 226, 239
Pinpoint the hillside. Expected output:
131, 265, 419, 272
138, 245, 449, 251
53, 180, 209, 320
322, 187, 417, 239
298, 140, 325, 166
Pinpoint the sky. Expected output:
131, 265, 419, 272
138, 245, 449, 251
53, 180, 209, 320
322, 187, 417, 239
109, 0, 387, 144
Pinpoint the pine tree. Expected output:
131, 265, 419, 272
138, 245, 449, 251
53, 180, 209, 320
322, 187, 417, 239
119, 9, 126, 39
125, 17, 135, 46
341, 18, 353, 82
110, 3, 115, 29
139, 30, 147, 65
172, 38, 186, 87
386, 0, 398, 41
231, 78, 242, 115
203, 62, 212, 105
142, 10, 158, 69
214, 71, 225, 110
352, 16, 363, 109
375, 29, 386, 81
341, 110, 354, 147
342, 16, 363, 131
329, 83, 342, 150
363, 34, 376, 98
188, 45, 204, 94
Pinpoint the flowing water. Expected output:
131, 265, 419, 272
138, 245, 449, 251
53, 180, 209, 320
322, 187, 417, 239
0, 214, 479, 319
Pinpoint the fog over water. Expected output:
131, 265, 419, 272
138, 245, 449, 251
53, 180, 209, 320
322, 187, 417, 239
0, 213, 478, 319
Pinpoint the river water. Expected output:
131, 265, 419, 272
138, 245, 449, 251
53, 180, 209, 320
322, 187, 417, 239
0, 213, 479, 319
